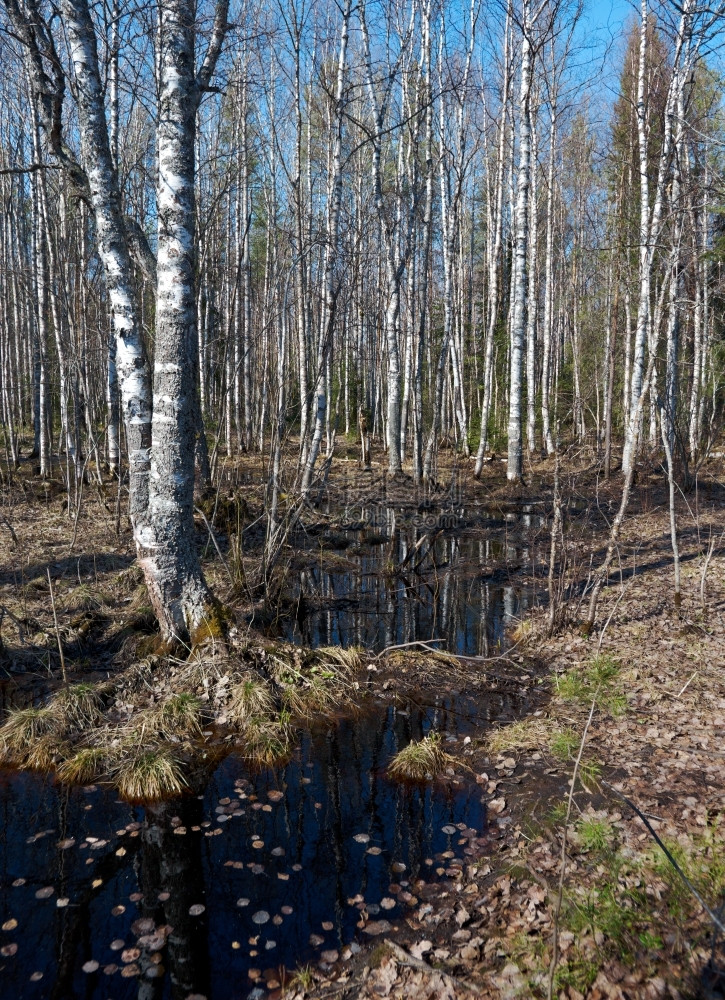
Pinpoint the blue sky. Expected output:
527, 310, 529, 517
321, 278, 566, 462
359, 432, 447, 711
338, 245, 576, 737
582, 0, 635, 38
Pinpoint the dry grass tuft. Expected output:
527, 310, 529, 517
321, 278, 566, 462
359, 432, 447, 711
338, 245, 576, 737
150, 692, 204, 738
0, 706, 58, 759
226, 675, 275, 728
316, 645, 363, 672
49, 683, 106, 731
56, 746, 108, 785
67, 583, 108, 611
272, 644, 361, 719
238, 716, 293, 767
486, 717, 555, 756
24, 734, 68, 771
114, 745, 187, 801
388, 732, 455, 781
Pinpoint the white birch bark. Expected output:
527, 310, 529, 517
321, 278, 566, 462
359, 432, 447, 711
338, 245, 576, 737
62, 0, 152, 521
474, 1, 511, 475
137, 0, 229, 639
525, 101, 538, 455
300, 0, 351, 494
507, 0, 532, 481
622, 0, 692, 475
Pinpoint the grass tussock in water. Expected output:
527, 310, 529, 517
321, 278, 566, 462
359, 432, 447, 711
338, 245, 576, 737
114, 745, 187, 801
25, 734, 68, 771
0, 637, 369, 795
56, 746, 108, 784
272, 644, 363, 720
0, 681, 112, 766
0, 706, 58, 761
239, 715, 294, 767
226, 675, 275, 727
388, 733, 455, 781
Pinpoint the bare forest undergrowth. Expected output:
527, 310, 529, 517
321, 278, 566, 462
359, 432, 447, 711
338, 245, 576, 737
1, 446, 725, 999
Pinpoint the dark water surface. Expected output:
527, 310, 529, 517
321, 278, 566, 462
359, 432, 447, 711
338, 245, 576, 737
1, 507, 548, 997
274, 503, 545, 655
0, 701, 486, 999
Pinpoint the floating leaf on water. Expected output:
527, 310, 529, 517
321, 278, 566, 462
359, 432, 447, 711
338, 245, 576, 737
116, 847, 127, 857
56, 898, 69, 908
110, 939, 125, 951
267, 790, 284, 802
366, 847, 382, 855
362, 920, 392, 936
321, 921, 334, 931
120, 963, 140, 978
252, 840, 264, 849
138, 933, 165, 950
131, 918, 154, 935
103, 965, 118, 976
29, 971, 43, 981
111, 905, 126, 916
248, 969, 261, 980
236, 898, 250, 908
441, 825, 456, 835
391, 862, 406, 873
121, 948, 141, 963
189, 904, 205, 916
281, 906, 293, 915
1, 943, 18, 957
271, 847, 285, 857
291, 864, 302, 871
158, 891, 170, 901
57, 839, 75, 850
321, 949, 339, 963
129, 892, 142, 902
81, 960, 99, 973
272, 915, 283, 926
11, 879, 25, 887
35, 887, 54, 899
353, 833, 369, 844
251, 911, 269, 925
277, 873, 289, 881
309, 934, 324, 947
380, 898, 396, 910
231, 940, 241, 949
2, 919, 18, 931
264, 940, 276, 950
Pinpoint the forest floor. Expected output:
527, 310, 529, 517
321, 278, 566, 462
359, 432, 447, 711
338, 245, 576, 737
0, 444, 724, 999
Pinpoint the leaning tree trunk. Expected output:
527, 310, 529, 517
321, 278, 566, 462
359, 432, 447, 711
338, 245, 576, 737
136, 0, 228, 641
